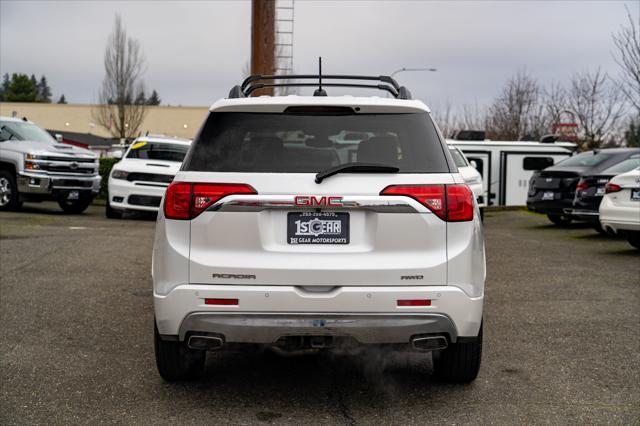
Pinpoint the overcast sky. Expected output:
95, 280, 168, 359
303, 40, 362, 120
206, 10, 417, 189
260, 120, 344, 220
1, 0, 637, 109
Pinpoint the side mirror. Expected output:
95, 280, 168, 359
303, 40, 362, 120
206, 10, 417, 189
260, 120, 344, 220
523, 156, 554, 171
55, 133, 63, 142
112, 150, 124, 160
470, 160, 478, 169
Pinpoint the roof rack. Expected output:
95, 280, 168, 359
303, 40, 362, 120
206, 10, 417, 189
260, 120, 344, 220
229, 57, 413, 100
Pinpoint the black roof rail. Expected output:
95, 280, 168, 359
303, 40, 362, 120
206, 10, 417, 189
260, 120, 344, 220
228, 74, 413, 100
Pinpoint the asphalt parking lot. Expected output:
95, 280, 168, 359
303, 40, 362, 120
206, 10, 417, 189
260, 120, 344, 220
0, 203, 638, 425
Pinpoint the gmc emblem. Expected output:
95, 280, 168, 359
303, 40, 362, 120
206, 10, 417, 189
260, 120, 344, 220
294, 196, 343, 207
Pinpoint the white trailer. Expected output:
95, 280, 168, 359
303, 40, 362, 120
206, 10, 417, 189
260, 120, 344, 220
447, 140, 577, 207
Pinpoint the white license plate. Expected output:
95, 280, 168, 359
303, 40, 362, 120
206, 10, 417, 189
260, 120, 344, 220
67, 190, 79, 200
542, 191, 554, 200
287, 212, 349, 244
632, 189, 640, 201
596, 187, 605, 196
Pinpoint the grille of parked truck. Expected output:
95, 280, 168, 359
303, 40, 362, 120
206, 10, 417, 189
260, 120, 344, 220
152, 72, 486, 383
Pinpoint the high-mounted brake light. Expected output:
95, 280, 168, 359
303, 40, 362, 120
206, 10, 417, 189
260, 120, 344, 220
380, 184, 474, 221
164, 182, 257, 220
604, 183, 622, 194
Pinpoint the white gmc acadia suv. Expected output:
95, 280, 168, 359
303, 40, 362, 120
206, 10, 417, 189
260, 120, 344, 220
152, 74, 486, 383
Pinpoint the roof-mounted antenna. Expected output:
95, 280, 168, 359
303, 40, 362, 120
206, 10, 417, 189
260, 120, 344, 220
313, 57, 327, 96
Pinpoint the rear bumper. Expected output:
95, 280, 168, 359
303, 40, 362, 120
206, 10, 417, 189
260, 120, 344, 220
526, 198, 573, 215
600, 218, 640, 233
177, 312, 458, 344
564, 208, 599, 222
154, 284, 484, 342
599, 197, 640, 233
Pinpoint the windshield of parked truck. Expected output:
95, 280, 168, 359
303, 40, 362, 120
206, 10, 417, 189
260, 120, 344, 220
126, 141, 190, 162
0, 120, 56, 144
555, 151, 613, 168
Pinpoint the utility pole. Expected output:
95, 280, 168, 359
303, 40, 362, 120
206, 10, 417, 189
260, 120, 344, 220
251, 0, 276, 96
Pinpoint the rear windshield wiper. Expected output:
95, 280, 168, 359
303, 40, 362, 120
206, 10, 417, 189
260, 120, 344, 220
315, 162, 400, 184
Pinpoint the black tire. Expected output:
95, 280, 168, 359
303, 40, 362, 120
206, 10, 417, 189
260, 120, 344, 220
105, 200, 123, 219
433, 323, 482, 383
547, 214, 572, 226
479, 207, 485, 222
0, 170, 20, 211
58, 198, 92, 214
627, 232, 640, 250
154, 321, 205, 382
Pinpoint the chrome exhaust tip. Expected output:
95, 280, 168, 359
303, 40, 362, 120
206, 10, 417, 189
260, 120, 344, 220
187, 335, 224, 351
411, 336, 448, 351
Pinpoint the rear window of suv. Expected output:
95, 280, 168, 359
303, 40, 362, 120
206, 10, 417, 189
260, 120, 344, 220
183, 112, 450, 173
555, 151, 613, 168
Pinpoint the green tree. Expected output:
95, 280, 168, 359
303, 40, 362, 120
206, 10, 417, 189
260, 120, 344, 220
134, 88, 146, 105
5, 73, 38, 102
57, 94, 67, 104
625, 116, 640, 147
37, 76, 52, 103
146, 89, 161, 105
0, 73, 9, 101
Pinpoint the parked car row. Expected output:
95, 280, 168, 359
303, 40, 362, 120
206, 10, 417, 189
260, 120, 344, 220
527, 148, 640, 249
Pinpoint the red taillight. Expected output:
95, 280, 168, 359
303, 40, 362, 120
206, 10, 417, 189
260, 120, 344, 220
605, 183, 622, 194
164, 182, 192, 220
380, 184, 474, 222
204, 298, 238, 306
397, 299, 431, 306
576, 181, 589, 191
164, 182, 257, 220
446, 185, 475, 222
381, 184, 446, 219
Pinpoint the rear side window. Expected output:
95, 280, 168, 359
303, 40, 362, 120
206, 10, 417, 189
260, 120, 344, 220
183, 112, 450, 173
448, 148, 468, 168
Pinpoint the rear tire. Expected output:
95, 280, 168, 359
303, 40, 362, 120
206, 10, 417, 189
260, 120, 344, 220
0, 171, 20, 211
105, 200, 123, 219
627, 232, 640, 250
154, 321, 205, 381
547, 214, 572, 226
58, 198, 92, 214
433, 324, 482, 383
479, 207, 485, 222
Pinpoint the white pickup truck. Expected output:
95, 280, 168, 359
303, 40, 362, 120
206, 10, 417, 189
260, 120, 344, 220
0, 116, 101, 213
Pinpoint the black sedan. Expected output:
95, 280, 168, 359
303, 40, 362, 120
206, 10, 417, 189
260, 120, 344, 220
569, 154, 640, 231
527, 148, 640, 225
